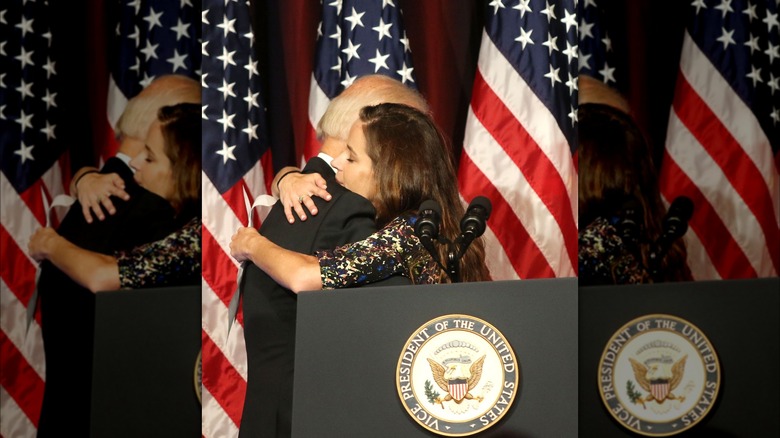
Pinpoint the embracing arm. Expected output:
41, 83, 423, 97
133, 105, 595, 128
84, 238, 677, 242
28, 227, 120, 293
70, 165, 131, 223
271, 163, 332, 223
69, 166, 100, 196
271, 166, 300, 198
230, 226, 323, 293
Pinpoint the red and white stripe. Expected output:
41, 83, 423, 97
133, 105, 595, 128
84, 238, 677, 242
201, 159, 271, 438
304, 73, 330, 164
1, 163, 67, 438
449, 382, 468, 402
458, 30, 578, 280
660, 32, 780, 279
102, 75, 129, 162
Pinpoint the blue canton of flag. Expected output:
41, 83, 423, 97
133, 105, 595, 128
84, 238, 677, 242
489, 0, 579, 150
314, 0, 417, 100
688, 0, 779, 150
1, 1, 64, 193
201, 0, 266, 194
306, 0, 417, 160
577, 0, 620, 88
110, 0, 202, 99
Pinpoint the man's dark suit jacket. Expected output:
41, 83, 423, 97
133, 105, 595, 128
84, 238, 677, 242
36, 157, 179, 437
238, 156, 409, 438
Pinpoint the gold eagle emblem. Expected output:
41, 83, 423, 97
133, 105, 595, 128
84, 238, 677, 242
629, 354, 687, 408
427, 355, 485, 408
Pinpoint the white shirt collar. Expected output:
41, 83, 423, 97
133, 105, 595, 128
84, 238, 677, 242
317, 152, 337, 174
115, 152, 134, 172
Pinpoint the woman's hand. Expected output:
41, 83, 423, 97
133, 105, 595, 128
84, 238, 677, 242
230, 227, 265, 263
230, 226, 322, 293
278, 172, 331, 223
74, 172, 130, 223
28, 227, 63, 262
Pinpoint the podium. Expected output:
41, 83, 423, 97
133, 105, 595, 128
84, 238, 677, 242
579, 278, 780, 437
90, 285, 201, 437
291, 278, 578, 437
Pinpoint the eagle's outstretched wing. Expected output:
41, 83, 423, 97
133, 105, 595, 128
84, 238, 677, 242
427, 358, 448, 392
670, 355, 688, 390
629, 358, 651, 391
467, 355, 486, 390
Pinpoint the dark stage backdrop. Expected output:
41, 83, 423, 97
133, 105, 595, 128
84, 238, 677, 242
600, 0, 689, 168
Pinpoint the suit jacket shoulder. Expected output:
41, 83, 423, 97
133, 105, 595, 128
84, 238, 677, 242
57, 160, 177, 253
301, 156, 335, 179
254, 159, 410, 286
100, 157, 134, 183
259, 157, 378, 253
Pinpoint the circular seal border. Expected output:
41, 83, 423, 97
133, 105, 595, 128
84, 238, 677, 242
597, 313, 721, 436
194, 349, 202, 405
396, 314, 519, 437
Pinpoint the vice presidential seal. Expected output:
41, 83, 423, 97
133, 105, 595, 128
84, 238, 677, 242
396, 314, 519, 436
598, 314, 720, 436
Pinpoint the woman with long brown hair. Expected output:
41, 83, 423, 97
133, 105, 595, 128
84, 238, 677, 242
29, 103, 202, 291
230, 102, 489, 291
578, 102, 692, 285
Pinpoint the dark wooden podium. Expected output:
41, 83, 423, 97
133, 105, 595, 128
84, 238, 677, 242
90, 285, 201, 437
291, 278, 579, 437
579, 278, 780, 437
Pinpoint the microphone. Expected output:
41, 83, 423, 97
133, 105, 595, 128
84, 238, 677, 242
649, 196, 693, 281
657, 196, 693, 251
414, 200, 442, 260
617, 197, 643, 248
460, 196, 492, 247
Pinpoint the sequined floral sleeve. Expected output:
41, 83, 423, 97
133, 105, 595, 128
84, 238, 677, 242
316, 215, 444, 288
579, 216, 651, 285
116, 218, 202, 288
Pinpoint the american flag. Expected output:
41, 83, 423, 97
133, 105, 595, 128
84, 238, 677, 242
1, 3, 66, 435
458, 0, 579, 279
201, 0, 272, 436
660, 0, 779, 279
305, 0, 417, 161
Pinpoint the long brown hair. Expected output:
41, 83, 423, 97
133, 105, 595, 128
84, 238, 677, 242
578, 103, 691, 282
359, 103, 489, 283
158, 103, 201, 221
